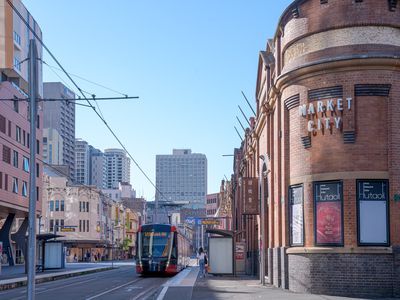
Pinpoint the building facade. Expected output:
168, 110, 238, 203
206, 193, 219, 217
156, 149, 207, 209
42, 166, 139, 262
104, 148, 130, 189
43, 82, 75, 180
90, 146, 106, 189
231, 0, 400, 297
0, 0, 43, 266
74, 138, 90, 185
42, 128, 63, 165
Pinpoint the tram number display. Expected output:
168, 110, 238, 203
314, 181, 343, 245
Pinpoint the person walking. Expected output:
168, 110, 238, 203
197, 247, 206, 278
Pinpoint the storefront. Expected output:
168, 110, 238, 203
244, 0, 400, 297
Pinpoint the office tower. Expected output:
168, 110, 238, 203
90, 146, 106, 189
43, 82, 75, 180
42, 128, 64, 165
156, 149, 207, 209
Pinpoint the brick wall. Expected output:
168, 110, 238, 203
272, 247, 281, 287
288, 253, 394, 297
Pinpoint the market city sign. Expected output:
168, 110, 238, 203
299, 97, 353, 135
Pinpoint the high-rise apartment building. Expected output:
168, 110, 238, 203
90, 146, 106, 189
74, 139, 90, 185
43, 82, 75, 180
0, 0, 43, 266
104, 149, 130, 189
156, 149, 207, 209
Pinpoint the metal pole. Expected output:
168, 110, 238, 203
201, 225, 204, 248
27, 39, 38, 300
259, 156, 266, 285
111, 226, 114, 269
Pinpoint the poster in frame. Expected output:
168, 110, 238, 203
289, 184, 304, 246
314, 181, 344, 246
357, 179, 390, 246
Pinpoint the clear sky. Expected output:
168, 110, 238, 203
23, 0, 293, 200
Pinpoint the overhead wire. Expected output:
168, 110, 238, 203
43, 60, 106, 119
6, 0, 167, 201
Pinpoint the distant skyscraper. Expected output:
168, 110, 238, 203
156, 149, 207, 209
43, 82, 76, 180
104, 149, 131, 189
90, 146, 106, 189
74, 139, 90, 185
42, 128, 64, 165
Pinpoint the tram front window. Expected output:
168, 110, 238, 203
142, 231, 171, 257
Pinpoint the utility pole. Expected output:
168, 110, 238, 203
27, 39, 38, 300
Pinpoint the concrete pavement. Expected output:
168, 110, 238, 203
192, 275, 400, 300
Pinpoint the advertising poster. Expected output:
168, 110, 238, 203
315, 182, 343, 245
289, 185, 303, 246
316, 201, 342, 244
357, 180, 388, 245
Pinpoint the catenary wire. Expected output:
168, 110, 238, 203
6, 0, 167, 201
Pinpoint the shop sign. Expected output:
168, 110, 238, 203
299, 97, 352, 136
201, 219, 220, 225
242, 178, 259, 215
61, 227, 75, 232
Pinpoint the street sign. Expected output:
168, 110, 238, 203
201, 219, 220, 225
61, 227, 75, 232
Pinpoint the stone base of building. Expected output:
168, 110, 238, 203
287, 250, 399, 298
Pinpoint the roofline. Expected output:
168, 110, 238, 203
274, 0, 308, 39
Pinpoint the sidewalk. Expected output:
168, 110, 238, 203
157, 266, 200, 300
191, 275, 399, 300
0, 262, 120, 291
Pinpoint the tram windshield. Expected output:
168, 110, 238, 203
141, 231, 172, 258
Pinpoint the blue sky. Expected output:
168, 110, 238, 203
23, 0, 293, 200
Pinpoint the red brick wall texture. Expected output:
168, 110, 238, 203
255, 0, 400, 296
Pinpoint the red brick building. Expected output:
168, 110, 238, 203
232, 0, 400, 297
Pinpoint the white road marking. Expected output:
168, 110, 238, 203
156, 286, 169, 300
7, 278, 97, 300
85, 278, 141, 300
131, 286, 159, 300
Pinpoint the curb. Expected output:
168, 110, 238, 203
0, 266, 114, 291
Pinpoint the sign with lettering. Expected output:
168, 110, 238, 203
61, 227, 75, 232
315, 181, 343, 245
357, 180, 389, 245
201, 219, 220, 225
144, 231, 168, 237
242, 178, 259, 215
299, 97, 352, 136
235, 243, 245, 260
289, 185, 303, 246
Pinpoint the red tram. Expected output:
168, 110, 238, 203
135, 224, 190, 275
